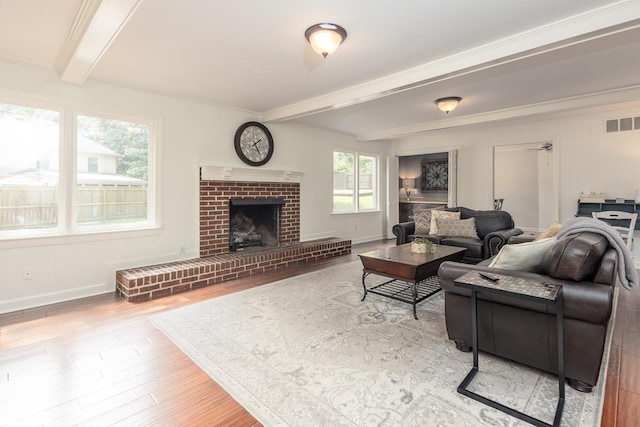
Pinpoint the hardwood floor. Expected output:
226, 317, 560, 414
0, 239, 637, 426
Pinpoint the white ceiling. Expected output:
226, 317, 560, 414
1, 0, 640, 140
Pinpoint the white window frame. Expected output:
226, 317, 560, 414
0, 95, 162, 244
332, 150, 379, 214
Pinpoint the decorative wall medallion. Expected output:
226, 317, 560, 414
421, 159, 448, 192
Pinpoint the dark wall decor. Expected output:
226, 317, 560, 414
421, 159, 448, 192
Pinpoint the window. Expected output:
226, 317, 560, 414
87, 157, 98, 173
0, 99, 156, 238
76, 115, 150, 228
333, 151, 378, 213
0, 103, 60, 231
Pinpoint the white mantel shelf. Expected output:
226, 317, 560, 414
200, 166, 303, 183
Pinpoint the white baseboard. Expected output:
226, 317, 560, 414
301, 232, 337, 241
350, 234, 387, 245
0, 282, 114, 315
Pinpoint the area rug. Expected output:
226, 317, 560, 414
148, 261, 613, 426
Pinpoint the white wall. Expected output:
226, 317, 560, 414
0, 62, 390, 313
494, 148, 539, 229
392, 102, 640, 228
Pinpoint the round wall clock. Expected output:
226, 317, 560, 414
234, 122, 274, 166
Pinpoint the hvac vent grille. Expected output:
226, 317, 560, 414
606, 116, 640, 133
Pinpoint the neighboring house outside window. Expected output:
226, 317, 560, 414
332, 150, 378, 213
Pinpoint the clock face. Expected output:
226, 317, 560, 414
234, 122, 274, 166
421, 160, 448, 192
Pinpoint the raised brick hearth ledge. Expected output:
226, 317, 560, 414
116, 238, 351, 302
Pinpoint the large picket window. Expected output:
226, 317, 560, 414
0, 100, 157, 239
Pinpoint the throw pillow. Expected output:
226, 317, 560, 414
488, 236, 557, 272
535, 221, 563, 240
435, 217, 479, 239
414, 210, 431, 234
430, 210, 460, 235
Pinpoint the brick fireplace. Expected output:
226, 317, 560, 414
116, 166, 351, 302
200, 177, 300, 256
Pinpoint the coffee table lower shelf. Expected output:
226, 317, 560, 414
361, 273, 441, 319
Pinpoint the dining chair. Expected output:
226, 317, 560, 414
592, 211, 637, 252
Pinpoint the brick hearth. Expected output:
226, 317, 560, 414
116, 167, 351, 302
116, 237, 351, 302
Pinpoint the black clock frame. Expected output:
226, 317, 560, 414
421, 159, 448, 192
234, 121, 274, 166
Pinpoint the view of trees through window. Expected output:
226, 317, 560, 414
0, 101, 151, 233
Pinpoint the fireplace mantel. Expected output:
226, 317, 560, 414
200, 166, 303, 183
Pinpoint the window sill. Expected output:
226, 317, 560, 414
0, 226, 163, 250
331, 210, 382, 216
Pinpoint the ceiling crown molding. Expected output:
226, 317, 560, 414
262, 1, 640, 124
57, 0, 144, 85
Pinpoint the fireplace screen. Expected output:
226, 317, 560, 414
229, 198, 284, 251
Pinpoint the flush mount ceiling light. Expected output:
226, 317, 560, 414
305, 23, 347, 58
434, 96, 462, 114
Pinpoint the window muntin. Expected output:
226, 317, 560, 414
333, 150, 378, 213
0, 102, 60, 231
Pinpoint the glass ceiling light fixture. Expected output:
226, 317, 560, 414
434, 96, 462, 114
305, 23, 347, 58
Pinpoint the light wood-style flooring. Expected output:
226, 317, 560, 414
0, 239, 638, 426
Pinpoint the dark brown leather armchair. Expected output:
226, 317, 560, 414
392, 207, 523, 263
438, 231, 617, 392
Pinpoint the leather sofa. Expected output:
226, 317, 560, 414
438, 231, 617, 392
392, 207, 523, 263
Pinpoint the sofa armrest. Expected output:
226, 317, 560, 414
392, 222, 415, 245
593, 248, 618, 286
508, 231, 539, 244
484, 228, 523, 257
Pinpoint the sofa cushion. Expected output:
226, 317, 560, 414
414, 210, 432, 234
540, 232, 608, 281
441, 237, 482, 259
430, 210, 460, 235
456, 207, 514, 239
488, 237, 557, 272
535, 221, 563, 240
436, 217, 479, 239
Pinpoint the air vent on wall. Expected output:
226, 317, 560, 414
620, 117, 633, 131
605, 116, 640, 133
606, 119, 618, 132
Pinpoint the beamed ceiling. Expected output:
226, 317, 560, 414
1, 0, 640, 140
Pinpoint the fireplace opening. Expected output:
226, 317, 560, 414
229, 198, 284, 251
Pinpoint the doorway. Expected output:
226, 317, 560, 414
493, 141, 556, 231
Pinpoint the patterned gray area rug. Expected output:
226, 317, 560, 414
148, 261, 613, 426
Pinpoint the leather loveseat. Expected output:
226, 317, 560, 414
392, 207, 523, 263
438, 231, 618, 392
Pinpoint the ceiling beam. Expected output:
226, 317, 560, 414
356, 84, 640, 141
262, 1, 640, 124
57, 0, 144, 85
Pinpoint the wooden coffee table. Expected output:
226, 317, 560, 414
359, 243, 466, 319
